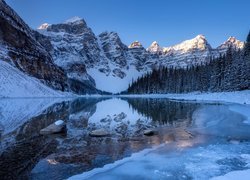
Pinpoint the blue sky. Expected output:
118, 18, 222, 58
6, 0, 250, 48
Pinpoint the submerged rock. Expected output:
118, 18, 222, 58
143, 129, 157, 136
89, 129, 109, 137
40, 120, 66, 135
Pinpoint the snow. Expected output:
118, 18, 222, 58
210, 169, 250, 180
121, 90, 250, 105
162, 34, 209, 53
0, 60, 65, 97
88, 66, 145, 93
38, 23, 50, 30
64, 16, 83, 24
54, 120, 64, 126
147, 41, 162, 53
168, 91, 250, 105
69, 141, 250, 180
217, 36, 245, 52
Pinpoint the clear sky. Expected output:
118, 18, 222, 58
5, 0, 250, 48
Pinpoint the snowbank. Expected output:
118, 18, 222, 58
121, 90, 250, 105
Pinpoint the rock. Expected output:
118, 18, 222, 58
143, 129, 157, 136
40, 120, 66, 135
89, 129, 109, 137
114, 112, 127, 122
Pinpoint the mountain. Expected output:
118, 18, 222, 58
147, 41, 162, 54
38, 17, 244, 93
38, 20, 147, 93
217, 36, 245, 54
0, 1, 101, 95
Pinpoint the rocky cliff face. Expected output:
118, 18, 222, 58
0, 0, 68, 91
37, 17, 103, 93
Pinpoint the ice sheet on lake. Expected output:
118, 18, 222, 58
228, 104, 250, 125
69, 141, 250, 180
192, 105, 250, 139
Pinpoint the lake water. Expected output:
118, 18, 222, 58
0, 97, 250, 180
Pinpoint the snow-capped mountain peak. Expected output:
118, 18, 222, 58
128, 41, 143, 48
195, 34, 206, 40
147, 41, 162, 53
218, 36, 244, 49
38, 23, 50, 30
163, 34, 211, 54
64, 16, 84, 24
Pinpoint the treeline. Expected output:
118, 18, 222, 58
126, 32, 250, 94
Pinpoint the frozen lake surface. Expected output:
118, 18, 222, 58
0, 97, 249, 179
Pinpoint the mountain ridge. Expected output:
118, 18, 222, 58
36, 16, 245, 93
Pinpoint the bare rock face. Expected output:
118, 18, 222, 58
98, 31, 129, 68
0, 0, 68, 91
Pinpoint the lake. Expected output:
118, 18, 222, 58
0, 97, 250, 180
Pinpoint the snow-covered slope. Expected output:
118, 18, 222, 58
0, 60, 64, 97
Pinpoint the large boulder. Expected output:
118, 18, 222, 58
143, 129, 157, 136
89, 129, 109, 137
40, 120, 66, 135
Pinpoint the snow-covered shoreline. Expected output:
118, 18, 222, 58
120, 90, 250, 105
2, 90, 250, 106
